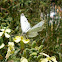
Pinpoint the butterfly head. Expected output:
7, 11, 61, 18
21, 13, 24, 16
21, 32, 28, 38
22, 32, 26, 36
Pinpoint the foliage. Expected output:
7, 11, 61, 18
0, 0, 62, 62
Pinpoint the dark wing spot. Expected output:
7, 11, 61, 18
51, 60, 54, 62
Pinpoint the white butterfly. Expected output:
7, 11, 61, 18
20, 13, 45, 38
50, 12, 56, 18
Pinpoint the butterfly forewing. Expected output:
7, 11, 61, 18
20, 13, 31, 33
28, 21, 44, 33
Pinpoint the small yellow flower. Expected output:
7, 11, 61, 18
39, 56, 57, 62
22, 39, 30, 44
40, 53, 49, 57
5, 33, 10, 38
39, 58, 48, 62
8, 42, 14, 47
39, 53, 57, 62
0, 32, 3, 36
0, 28, 11, 38
13, 36, 23, 43
13, 36, 30, 44
0, 43, 5, 49
50, 56, 57, 62
20, 57, 28, 62
5, 29, 11, 33
6, 42, 15, 60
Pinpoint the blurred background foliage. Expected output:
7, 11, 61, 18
0, 0, 62, 62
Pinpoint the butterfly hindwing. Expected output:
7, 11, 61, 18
27, 32, 38, 38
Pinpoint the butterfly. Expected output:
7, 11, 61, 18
50, 12, 56, 18
20, 13, 45, 38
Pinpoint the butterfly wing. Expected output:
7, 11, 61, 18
27, 32, 38, 38
50, 12, 56, 18
27, 21, 45, 38
20, 13, 31, 33
28, 21, 44, 32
